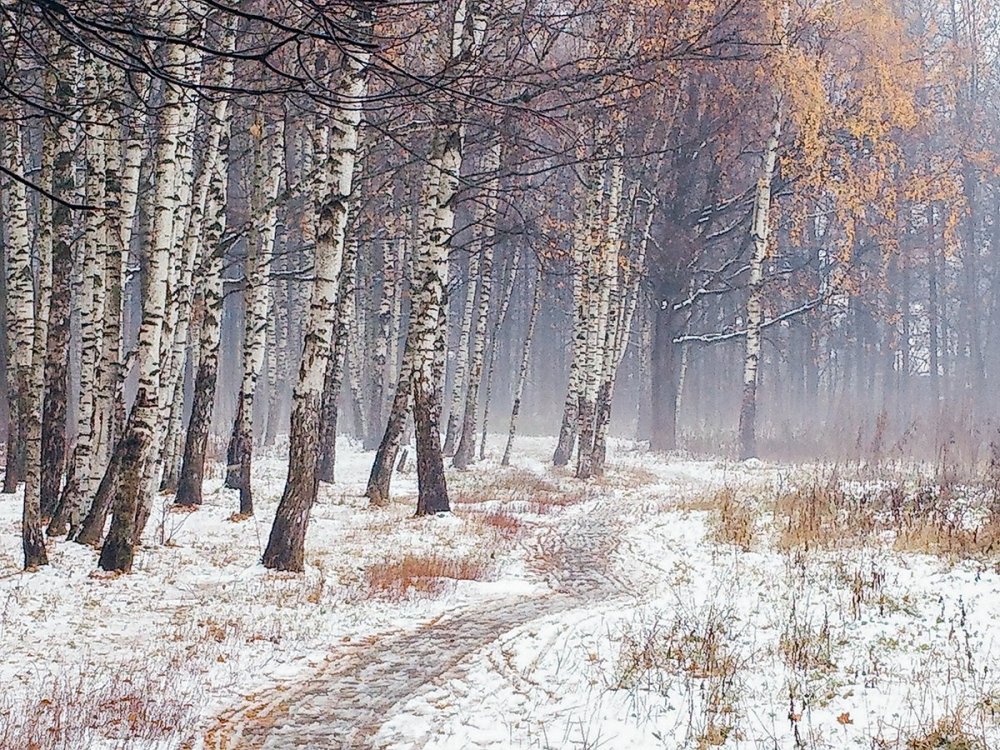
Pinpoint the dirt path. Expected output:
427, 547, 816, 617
202, 499, 630, 750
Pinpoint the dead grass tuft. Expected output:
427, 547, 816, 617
470, 508, 525, 538
903, 715, 987, 750
363, 552, 491, 600
768, 478, 1000, 562
707, 488, 758, 551
774, 480, 878, 552
451, 467, 590, 512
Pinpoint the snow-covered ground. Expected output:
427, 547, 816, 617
2, 438, 998, 749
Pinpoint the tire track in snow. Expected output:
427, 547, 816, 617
203, 497, 631, 750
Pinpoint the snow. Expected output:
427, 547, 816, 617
2, 437, 998, 749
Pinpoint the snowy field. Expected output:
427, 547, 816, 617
2, 437, 999, 749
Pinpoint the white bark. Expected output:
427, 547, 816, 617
2, 118, 34, 491
97, 2, 190, 572
263, 28, 372, 570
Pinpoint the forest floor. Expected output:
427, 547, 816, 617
1, 438, 999, 750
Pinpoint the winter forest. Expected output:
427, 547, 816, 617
2, 0, 1000, 748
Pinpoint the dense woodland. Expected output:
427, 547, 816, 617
1, 0, 999, 573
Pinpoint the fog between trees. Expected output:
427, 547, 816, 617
1, 0, 999, 571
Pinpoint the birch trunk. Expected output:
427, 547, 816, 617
366, 331, 413, 507
226, 119, 284, 515
318, 236, 360, 483
160, 59, 234, 495
262, 27, 371, 571
2, 119, 33, 494
411, 129, 456, 515
591, 164, 634, 476
443, 245, 479, 456
175, 93, 231, 507
574, 154, 611, 480
553, 165, 598, 467
49, 54, 108, 535
23, 115, 55, 570
478, 244, 522, 460
71, 95, 145, 544
737, 99, 782, 461
453, 141, 501, 470
502, 259, 543, 467
365, 238, 403, 449
96, 4, 188, 572
40, 47, 78, 518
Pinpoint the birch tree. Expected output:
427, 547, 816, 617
95, 2, 190, 572
453, 140, 501, 470
2, 119, 33, 494
262, 16, 372, 571
226, 118, 284, 516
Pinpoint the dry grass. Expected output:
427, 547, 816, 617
773, 480, 879, 552
768, 478, 1000, 562
778, 605, 835, 673
707, 488, 758, 551
611, 603, 750, 748
901, 715, 987, 750
450, 467, 591, 513
0, 667, 199, 750
468, 508, 525, 538
363, 551, 491, 600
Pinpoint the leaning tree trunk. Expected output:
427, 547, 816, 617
453, 142, 501, 470
262, 27, 371, 572
366, 332, 414, 507
737, 98, 782, 461
96, 4, 189, 572
318, 236, 360, 483
502, 259, 543, 467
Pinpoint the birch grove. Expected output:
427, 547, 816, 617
0, 0, 998, 576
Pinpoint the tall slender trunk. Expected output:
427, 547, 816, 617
502, 260, 543, 467
575, 152, 613, 480
262, 23, 371, 571
49, 54, 108, 535
737, 97, 783, 461
552, 179, 593, 466
40, 47, 78, 518
23, 111, 56, 570
365, 238, 403, 449
226, 120, 284, 515
478, 244, 522, 460
443, 243, 480, 456
96, 4, 189, 572
411, 130, 458, 516
173, 56, 232, 507
2, 119, 33, 494
592, 170, 639, 476
366, 333, 413, 507
318, 236, 360, 483
453, 142, 501, 470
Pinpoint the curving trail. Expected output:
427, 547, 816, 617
203, 498, 634, 750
